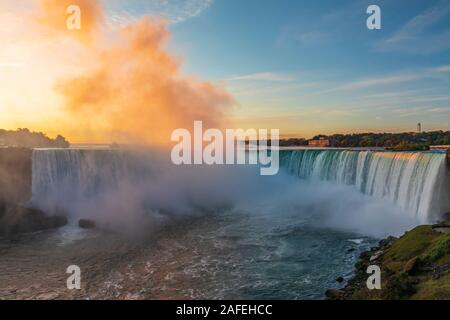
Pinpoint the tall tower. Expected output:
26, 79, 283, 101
417, 123, 422, 133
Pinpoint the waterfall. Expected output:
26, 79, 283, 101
31, 149, 153, 217
30, 148, 450, 225
280, 149, 450, 223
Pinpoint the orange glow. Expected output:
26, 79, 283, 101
0, 0, 234, 145
55, 17, 233, 146
36, 0, 103, 44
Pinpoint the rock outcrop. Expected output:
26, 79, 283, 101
0, 205, 67, 236
0, 148, 67, 236
446, 149, 450, 168
79, 219, 96, 229
0, 148, 32, 208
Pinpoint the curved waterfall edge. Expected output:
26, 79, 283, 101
280, 149, 450, 223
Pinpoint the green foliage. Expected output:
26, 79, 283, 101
386, 142, 430, 151
279, 138, 308, 146
280, 130, 450, 148
348, 224, 450, 300
383, 226, 435, 272
412, 274, 450, 300
422, 235, 450, 262
0, 128, 69, 148
381, 273, 416, 300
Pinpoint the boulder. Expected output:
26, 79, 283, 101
0, 205, 67, 236
432, 226, 450, 234
440, 212, 450, 222
379, 236, 397, 247
432, 222, 450, 234
403, 257, 419, 275
79, 219, 96, 229
336, 276, 344, 283
325, 288, 342, 300
369, 250, 383, 262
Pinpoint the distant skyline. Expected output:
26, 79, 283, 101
0, 0, 449, 142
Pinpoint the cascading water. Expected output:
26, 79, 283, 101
31, 148, 450, 226
280, 149, 450, 223
31, 149, 154, 219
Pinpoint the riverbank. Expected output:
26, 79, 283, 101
327, 219, 450, 300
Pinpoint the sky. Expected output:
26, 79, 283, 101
1, 0, 449, 141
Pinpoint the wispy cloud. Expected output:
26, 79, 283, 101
433, 65, 450, 73
222, 72, 321, 98
293, 30, 330, 46
323, 64, 450, 93
226, 72, 297, 82
362, 90, 429, 99
228, 82, 319, 97
277, 0, 373, 48
392, 106, 450, 118
102, 0, 213, 27
406, 96, 450, 103
361, 90, 450, 105
327, 74, 420, 93
377, 1, 450, 54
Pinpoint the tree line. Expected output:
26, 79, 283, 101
279, 131, 450, 148
0, 128, 70, 148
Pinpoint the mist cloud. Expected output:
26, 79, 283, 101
38, 0, 233, 145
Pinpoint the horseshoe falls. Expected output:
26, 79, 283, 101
30, 149, 450, 226
8, 147, 450, 299
280, 150, 450, 223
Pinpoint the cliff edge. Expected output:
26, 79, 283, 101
0, 148, 66, 236
0, 148, 32, 206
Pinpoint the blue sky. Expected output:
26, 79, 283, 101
143, 0, 449, 137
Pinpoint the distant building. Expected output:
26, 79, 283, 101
417, 123, 422, 133
308, 138, 330, 147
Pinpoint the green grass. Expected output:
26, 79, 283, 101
349, 223, 450, 300
411, 274, 450, 300
382, 226, 436, 272
422, 234, 450, 263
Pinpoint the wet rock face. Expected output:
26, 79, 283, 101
447, 150, 450, 168
0, 148, 32, 208
0, 148, 67, 236
0, 148, 33, 234
441, 212, 450, 222
79, 219, 96, 229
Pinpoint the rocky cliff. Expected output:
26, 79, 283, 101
0, 148, 32, 208
0, 148, 66, 236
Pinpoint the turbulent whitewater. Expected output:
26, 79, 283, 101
280, 150, 450, 223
